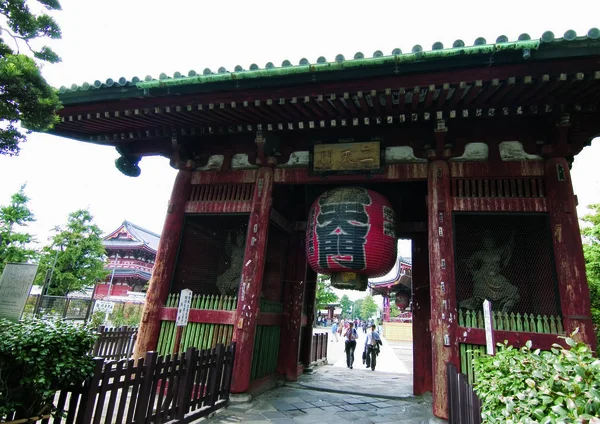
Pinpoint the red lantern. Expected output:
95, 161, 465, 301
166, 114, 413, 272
395, 293, 410, 310
306, 187, 397, 290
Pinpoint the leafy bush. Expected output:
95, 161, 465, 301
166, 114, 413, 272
473, 332, 600, 423
0, 318, 98, 419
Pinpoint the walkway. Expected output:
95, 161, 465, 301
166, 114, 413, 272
196, 332, 445, 423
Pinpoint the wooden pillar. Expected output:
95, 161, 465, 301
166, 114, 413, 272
412, 233, 432, 395
277, 229, 307, 380
428, 160, 458, 419
301, 268, 317, 367
230, 166, 273, 393
545, 157, 597, 349
134, 169, 192, 359
382, 294, 390, 322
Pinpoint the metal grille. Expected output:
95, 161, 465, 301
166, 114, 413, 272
454, 213, 560, 316
171, 215, 249, 295
451, 178, 545, 198
189, 184, 253, 202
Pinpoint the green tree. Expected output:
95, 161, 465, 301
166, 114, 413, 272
353, 298, 363, 320
339, 294, 353, 318
316, 274, 338, 309
389, 304, 401, 318
0, 185, 36, 273
0, 0, 62, 156
36, 210, 108, 296
581, 204, 600, 335
360, 295, 379, 321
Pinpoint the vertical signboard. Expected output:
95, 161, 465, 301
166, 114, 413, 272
176, 289, 193, 326
483, 300, 495, 356
0, 263, 39, 321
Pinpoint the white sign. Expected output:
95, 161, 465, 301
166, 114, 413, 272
0, 263, 39, 321
94, 300, 115, 314
176, 289, 193, 327
483, 300, 495, 355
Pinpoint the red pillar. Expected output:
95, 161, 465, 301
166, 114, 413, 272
546, 157, 597, 349
412, 233, 432, 395
277, 230, 307, 380
382, 294, 391, 322
428, 160, 458, 419
134, 169, 192, 359
231, 166, 273, 393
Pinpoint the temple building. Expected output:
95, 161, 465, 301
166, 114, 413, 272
45, 28, 600, 419
369, 255, 413, 321
95, 221, 159, 299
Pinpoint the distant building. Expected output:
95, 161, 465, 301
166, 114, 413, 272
369, 256, 412, 322
95, 221, 160, 299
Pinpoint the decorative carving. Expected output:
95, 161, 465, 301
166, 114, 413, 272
460, 230, 519, 312
216, 230, 246, 296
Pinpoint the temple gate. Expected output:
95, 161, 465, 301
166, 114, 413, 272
46, 28, 600, 419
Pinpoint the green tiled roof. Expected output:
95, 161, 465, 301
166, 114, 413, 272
57, 28, 600, 100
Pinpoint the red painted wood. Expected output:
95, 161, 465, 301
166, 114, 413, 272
301, 315, 308, 326
450, 161, 545, 178
134, 170, 192, 359
231, 166, 274, 393
277, 231, 307, 380
412, 233, 432, 395
457, 326, 567, 350
274, 164, 427, 184
452, 197, 547, 212
249, 374, 279, 396
428, 160, 458, 420
185, 201, 253, 214
160, 307, 236, 324
301, 268, 318, 367
256, 313, 283, 326
191, 170, 257, 185
545, 157, 596, 350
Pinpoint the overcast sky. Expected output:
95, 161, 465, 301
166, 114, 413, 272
1, 0, 599, 266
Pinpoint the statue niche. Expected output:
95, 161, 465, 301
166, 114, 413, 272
216, 230, 246, 296
459, 230, 519, 313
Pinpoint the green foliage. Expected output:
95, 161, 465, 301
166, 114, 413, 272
389, 304, 401, 318
473, 333, 600, 423
0, 0, 62, 156
109, 303, 143, 327
581, 204, 600, 340
316, 274, 338, 309
339, 294, 353, 318
353, 298, 363, 320
0, 318, 97, 419
360, 295, 378, 321
36, 210, 108, 296
0, 185, 37, 273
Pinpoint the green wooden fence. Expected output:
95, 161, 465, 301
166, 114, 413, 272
250, 325, 281, 381
458, 309, 564, 334
165, 293, 238, 310
157, 294, 237, 355
459, 343, 487, 384
259, 298, 283, 313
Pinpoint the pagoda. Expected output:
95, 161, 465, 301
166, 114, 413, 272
95, 221, 160, 299
44, 28, 600, 419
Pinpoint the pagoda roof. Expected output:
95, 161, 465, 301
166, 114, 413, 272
103, 220, 160, 253
369, 256, 412, 295
47, 27, 600, 162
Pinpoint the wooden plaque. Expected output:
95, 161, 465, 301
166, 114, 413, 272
312, 141, 382, 174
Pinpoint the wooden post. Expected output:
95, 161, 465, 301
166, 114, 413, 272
133, 169, 192, 360
230, 166, 273, 393
545, 157, 596, 350
412, 233, 432, 395
428, 160, 458, 420
382, 294, 390, 322
277, 229, 306, 380
301, 268, 318, 368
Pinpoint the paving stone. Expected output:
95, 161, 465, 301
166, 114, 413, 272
372, 401, 392, 408
308, 400, 331, 408
261, 411, 288, 419
320, 405, 344, 412
339, 404, 361, 411
268, 401, 297, 411
290, 401, 315, 409
283, 409, 307, 417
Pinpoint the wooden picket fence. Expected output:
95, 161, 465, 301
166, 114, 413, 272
447, 363, 482, 424
310, 333, 328, 365
91, 326, 138, 361
2, 343, 236, 424
458, 309, 564, 334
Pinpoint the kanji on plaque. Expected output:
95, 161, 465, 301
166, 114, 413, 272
175, 289, 193, 326
313, 142, 380, 172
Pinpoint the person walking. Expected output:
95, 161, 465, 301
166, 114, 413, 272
331, 321, 339, 342
364, 324, 382, 371
343, 322, 358, 369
